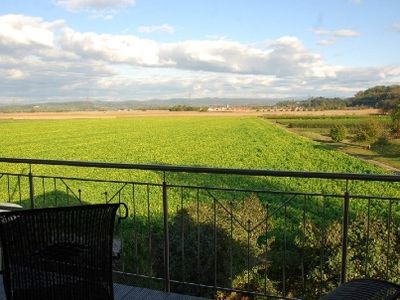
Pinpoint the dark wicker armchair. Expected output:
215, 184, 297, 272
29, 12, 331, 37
320, 279, 400, 300
0, 204, 125, 300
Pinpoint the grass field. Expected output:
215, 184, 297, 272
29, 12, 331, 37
0, 116, 386, 170
1, 115, 398, 298
264, 114, 400, 171
0, 116, 394, 201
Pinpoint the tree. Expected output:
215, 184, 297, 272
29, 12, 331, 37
391, 104, 400, 138
329, 125, 347, 142
352, 119, 384, 143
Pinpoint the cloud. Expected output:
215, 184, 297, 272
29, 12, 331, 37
55, 0, 135, 19
138, 24, 175, 34
56, 0, 135, 10
349, 0, 362, 4
392, 22, 400, 32
318, 39, 336, 46
312, 27, 360, 46
0, 14, 398, 102
0, 14, 63, 48
5, 69, 27, 80
333, 29, 360, 37
59, 31, 338, 78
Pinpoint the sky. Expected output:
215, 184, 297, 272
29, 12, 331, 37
0, 0, 399, 103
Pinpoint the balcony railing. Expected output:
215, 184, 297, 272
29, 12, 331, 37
0, 157, 399, 299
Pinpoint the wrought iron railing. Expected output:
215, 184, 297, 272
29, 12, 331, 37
0, 157, 399, 299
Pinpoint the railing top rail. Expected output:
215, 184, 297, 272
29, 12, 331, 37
0, 157, 399, 182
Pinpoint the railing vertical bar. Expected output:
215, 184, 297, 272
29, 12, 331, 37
341, 180, 350, 284
132, 184, 139, 275
264, 204, 269, 295
386, 199, 393, 280
196, 188, 200, 286
229, 200, 233, 289
180, 187, 185, 282
282, 202, 287, 298
301, 195, 307, 297
28, 165, 34, 209
147, 184, 152, 278
104, 191, 108, 203
66, 184, 69, 205
365, 198, 371, 277
320, 196, 327, 294
118, 190, 126, 274
42, 177, 46, 206
7, 174, 11, 202
17, 176, 22, 205
53, 178, 57, 206
213, 196, 217, 290
162, 176, 170, 292
247, 220, 251, 287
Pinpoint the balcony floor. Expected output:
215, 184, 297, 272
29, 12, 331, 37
0, 276, 208, 300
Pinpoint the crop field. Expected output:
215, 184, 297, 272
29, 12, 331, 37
264, 115, 391, 129
0, 116, 396, 211
264, 114, 400, 171
0, 116, 394, 194
0, 116, 387, 169
0, 116, 399, 298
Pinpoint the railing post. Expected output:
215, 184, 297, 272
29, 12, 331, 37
162, 177, 170, 292
341, 189, 350, 284
28, 165, 35, 209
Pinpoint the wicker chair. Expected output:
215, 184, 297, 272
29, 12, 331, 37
320, 279, 400, 300
0, 204, 124, 300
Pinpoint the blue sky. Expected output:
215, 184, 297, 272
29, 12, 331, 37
0, 0, 399, 103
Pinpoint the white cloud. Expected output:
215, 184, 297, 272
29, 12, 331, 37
56, 0, 135, 19
318, 39, 336, 46
56, 0, 135, 10
392, 22, 400, 32
333, 29, 360, 37
349, 0, 362, 4
0, 15, 63, 48
0, 14, 398, 102
5, 69, 27, 80
138, 24, 175, 34
311, 28, 330, 36
312, 27, 360, 46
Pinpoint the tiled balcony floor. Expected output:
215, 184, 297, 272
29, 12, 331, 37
0, 276, 208, 300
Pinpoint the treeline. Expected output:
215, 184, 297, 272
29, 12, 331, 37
276, 85, 400, 112
168, 105, 208, 112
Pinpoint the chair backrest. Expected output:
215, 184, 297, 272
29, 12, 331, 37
0, 204, 120, 300
320, 278, 400, 300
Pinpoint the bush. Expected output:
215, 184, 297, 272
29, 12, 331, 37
329, 125, 347, 142
373, 134, 391, 147
352, 119, 384, 142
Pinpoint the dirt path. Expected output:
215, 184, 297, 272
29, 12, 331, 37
350, 154, 400, 173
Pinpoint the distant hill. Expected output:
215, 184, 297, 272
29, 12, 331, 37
0, 98, 281, 113
273, 85, 400, 111
350, 85, 400, 112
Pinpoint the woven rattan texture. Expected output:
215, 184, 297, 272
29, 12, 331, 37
320, 279, 400, 300
0, 204, 119, 300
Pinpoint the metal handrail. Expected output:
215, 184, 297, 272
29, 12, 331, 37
0, 157, 399, 182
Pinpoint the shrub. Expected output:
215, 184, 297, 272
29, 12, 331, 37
329, 125, 347, 142
352, 119, 384, 143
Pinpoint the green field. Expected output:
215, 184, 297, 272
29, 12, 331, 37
264, 114, 400, 170
0, 116, 399, 298
264, 115, 391, 129
0, 116, 395, 206
0, 116, 386, 171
